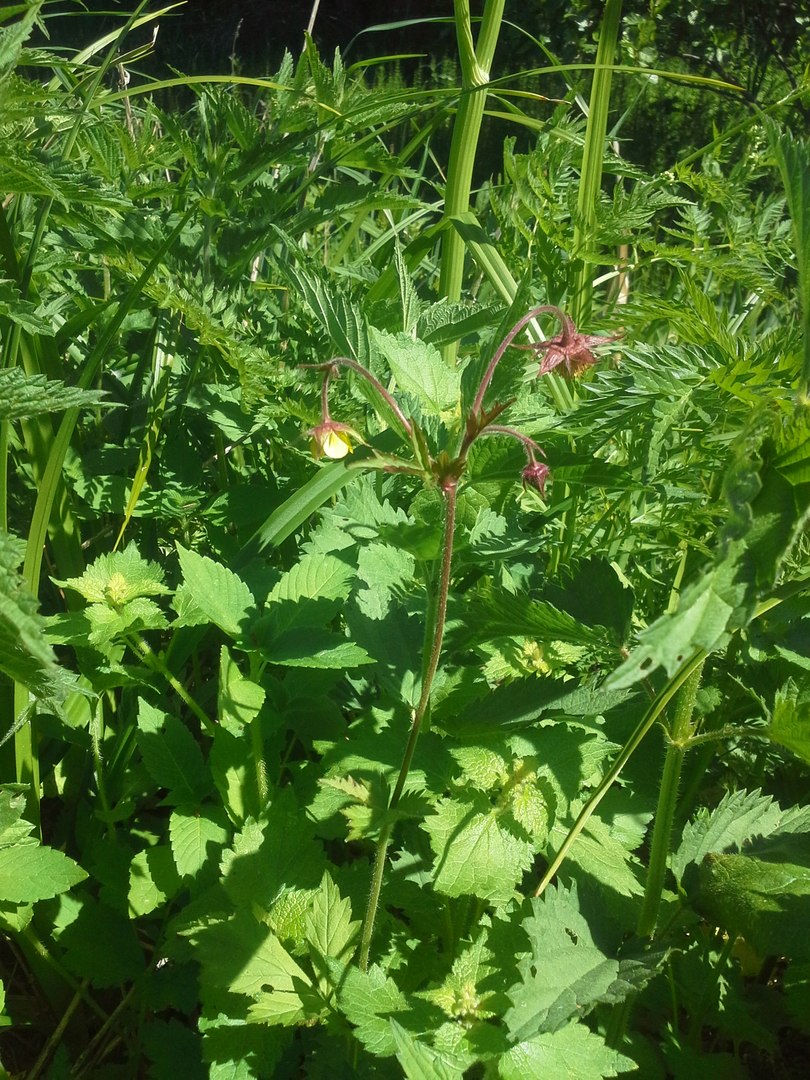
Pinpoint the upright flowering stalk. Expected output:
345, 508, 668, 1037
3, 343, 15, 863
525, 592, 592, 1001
304, 306, 620, 968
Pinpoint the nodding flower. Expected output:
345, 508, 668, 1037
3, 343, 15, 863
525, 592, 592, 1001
308, 419, 360, 460
521, 459, 550, 496
520, 310, 621, 379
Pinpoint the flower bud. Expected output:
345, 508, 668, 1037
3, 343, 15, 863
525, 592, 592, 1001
522, 460, 550, 495
308, 420, 359, 460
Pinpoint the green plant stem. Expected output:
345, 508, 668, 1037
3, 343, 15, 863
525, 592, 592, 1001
637, 660, 705, 938
572, 0, 622, 322
127, 634, 214, 736
359, 481, 458, 971
440, 0, 506, 366
25, 979, 89, 1080
534, 650, 707, 898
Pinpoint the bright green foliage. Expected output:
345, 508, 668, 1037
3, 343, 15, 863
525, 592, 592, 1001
0, 789, 86, 908
1, 1, 809, 1075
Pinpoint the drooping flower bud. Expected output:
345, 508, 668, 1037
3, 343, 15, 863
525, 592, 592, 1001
308, 420, 360, 460
522, 460, 550, 496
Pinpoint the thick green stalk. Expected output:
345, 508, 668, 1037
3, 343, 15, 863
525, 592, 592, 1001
637, 661, 705, 938
440, 0, 506, 365
359, 482, 458, 970
572, 0, 622, 323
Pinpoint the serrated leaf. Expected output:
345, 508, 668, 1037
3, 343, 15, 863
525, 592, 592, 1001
499, 1021, 637, 1079
0, 842, 87, 902
423, 793, 536, 905
176, 544, 256, 639
194, 909, 311, 1010
56, 542, 169, 605
371, 327, 460, 415
305, 872, 360, 982
268, 552, 355, 604
695, 836, 810, 961
61, 899, 145, 987
672, 789, 783, 884
504, 882, 619, 1041
337, 963, 408, 1057
136, 699, 212, 805
220, 793, 324, 909
218, 646, 265, 734
767, 678, 810, 763
390, 1018, 465, 1079
170, 806, 230, 881
128, 846, 182, 916
556, 816, 643, 898
0, 366, 106, 420
0, 789, 32, 848
270, 631, 373, 668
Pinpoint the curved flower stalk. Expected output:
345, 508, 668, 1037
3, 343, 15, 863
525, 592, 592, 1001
302, 306, 620, 966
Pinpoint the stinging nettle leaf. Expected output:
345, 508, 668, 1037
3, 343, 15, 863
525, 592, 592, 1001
176, 544, 256, 640
371, 326, 461, 415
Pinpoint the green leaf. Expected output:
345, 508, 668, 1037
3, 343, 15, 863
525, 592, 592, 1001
767, 678, 810, 764
176, 544, 256, 640
305, 872, 360, 980
423, 792, 537, 905
672, 789, 783, 884
56, 542, 169, 605
371, 327, 460, 415
0, 526, 65, 701
268, 552, 355, 604
239, 461, 359, 559
499, 1022, 638, 1079
504, 882, 619, 1041
390, 1018, 466, 1079
695, 833, 810, 962
0, 842, 87, 903
337, 964, 407, 1057
269, 630, 373, 669
128, 846, 182, 917
193, 909, 311, 1024
0, 366, 106, 421
136, 699, 213, 805
552, 816, 644, 898
61, 899, 145, 988
217, 646, 265, 734
767, 121, 810, 391
459, 591, 604, 647
170, 806, 230, 881
220, 793, 324, 910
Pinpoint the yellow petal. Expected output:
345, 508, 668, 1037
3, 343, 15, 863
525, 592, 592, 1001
321, 429, 352, 459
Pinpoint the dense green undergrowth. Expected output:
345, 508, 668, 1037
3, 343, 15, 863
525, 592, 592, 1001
1, 1, 810, 1076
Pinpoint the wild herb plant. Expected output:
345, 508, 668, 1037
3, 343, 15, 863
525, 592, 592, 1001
1, 1, 809, 1076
